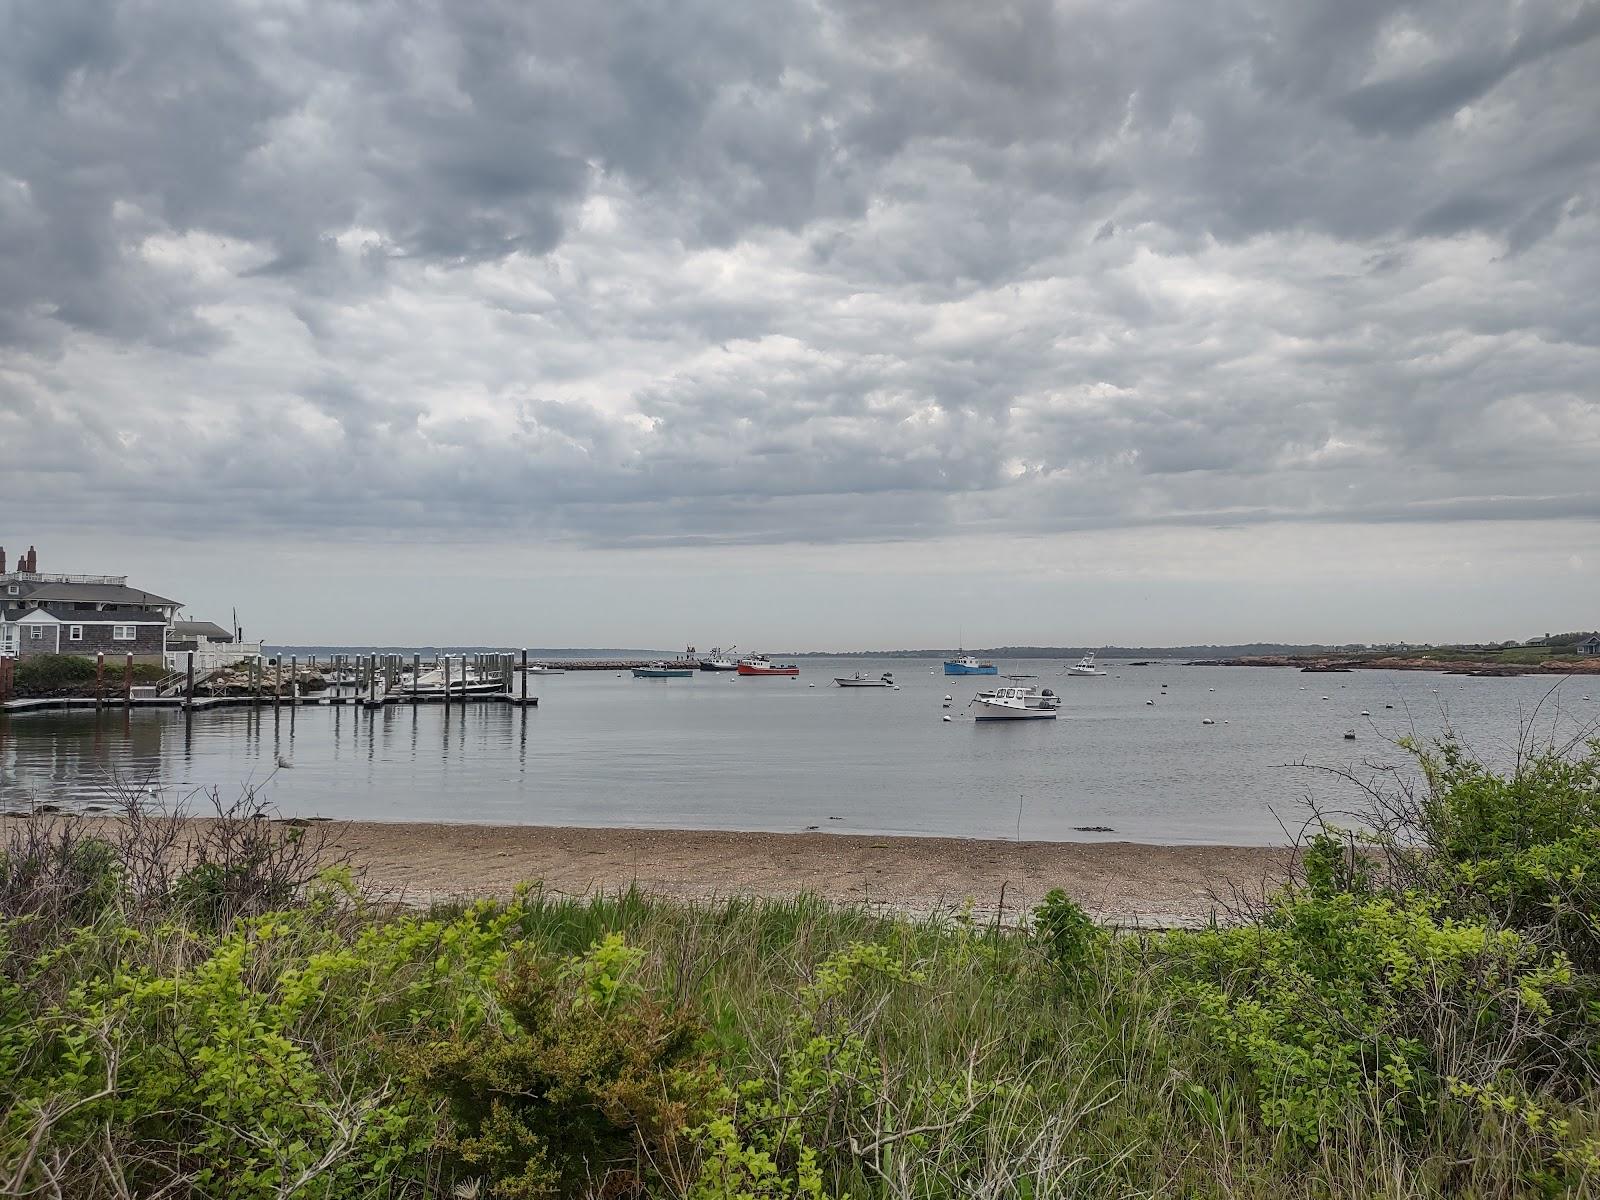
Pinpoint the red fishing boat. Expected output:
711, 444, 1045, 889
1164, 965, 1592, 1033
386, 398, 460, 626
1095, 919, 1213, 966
736, 654, 800, 676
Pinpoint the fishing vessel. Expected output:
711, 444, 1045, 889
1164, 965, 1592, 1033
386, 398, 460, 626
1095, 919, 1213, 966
698, 646, 738, 671
834, 671, 894, 688
1063, 651, 1107, 677
973, 687, 1058, 721
944, 652, 997, 676
737, 654, 800, 676
975, 682, 1059, 709
633, 662, 694, 678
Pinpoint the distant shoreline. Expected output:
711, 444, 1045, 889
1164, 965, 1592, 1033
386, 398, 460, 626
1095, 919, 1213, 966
1191, 654, 1600, 677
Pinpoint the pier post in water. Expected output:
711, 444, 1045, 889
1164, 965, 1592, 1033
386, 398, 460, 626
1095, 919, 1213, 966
95, 651, 105, 709
443, 656, 452, 705
521, 649, 528, 702
290, 655, 298, 702
274, 655, 282, 708
412, 653, 420, 697
185, 651, 196, 710
123, 653, 133, 704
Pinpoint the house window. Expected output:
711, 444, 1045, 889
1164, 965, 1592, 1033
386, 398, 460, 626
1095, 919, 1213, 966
113, 625, 137, 641
29, 626, 43, 640
69, 625, 83, 642
5, 585, 17, 595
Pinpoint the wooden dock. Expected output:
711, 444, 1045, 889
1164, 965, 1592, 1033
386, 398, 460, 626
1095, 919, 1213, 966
2, 692, 539, 714
1, 650, 544, 713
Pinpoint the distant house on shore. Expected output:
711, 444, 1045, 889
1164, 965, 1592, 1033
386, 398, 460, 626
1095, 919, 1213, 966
165, 619, 263, 672
1577, 635, 1600, 657
1, 544, 180, 665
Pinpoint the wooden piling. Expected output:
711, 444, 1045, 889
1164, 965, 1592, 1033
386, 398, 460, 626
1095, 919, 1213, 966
412, 653, 420, 698
443, 656, 452, 705
185, 651, 196, 710
290, 655, 298, 702
521, 649, 528, 702
274, 655, 282, 708
123, 653, 133, 705
95, 651, 105, 710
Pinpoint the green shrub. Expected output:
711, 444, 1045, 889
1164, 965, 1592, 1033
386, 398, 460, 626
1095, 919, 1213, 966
404, 933, 709, 1199
1032, 888, 1103, 975
12, 655, 164, 697
1407, 738, 1600, 970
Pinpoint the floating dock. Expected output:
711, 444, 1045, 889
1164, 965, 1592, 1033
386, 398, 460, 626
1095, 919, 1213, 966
1, 650, 543, 713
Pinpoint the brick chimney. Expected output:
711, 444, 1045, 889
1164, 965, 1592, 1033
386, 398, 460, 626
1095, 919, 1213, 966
0, 546, 6, 574
25, 546, 36, 573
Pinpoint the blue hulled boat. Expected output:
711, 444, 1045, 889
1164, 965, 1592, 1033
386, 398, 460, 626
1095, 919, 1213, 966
633, 662, 694, 678
943, 653, 997, 676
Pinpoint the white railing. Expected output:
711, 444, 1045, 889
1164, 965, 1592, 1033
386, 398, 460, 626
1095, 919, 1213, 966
0, 571, 129, 586
163, 643, 264, 674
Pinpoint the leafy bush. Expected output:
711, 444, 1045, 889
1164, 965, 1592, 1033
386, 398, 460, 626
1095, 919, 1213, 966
1032, 888, 1103, 975
404, 932, 709, 1199
12, 654, 165, 697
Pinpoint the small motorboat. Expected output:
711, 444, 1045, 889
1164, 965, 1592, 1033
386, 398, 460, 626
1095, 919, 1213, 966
835, 671, 895, 688
522, 663, 565, 675
1062, 651, 1107, 677
944, 652, 997, 676
737, 655, 800, 676
975, 683, 1059, 709
974, 687, 1058, 721
406, 663, 504, 696
633, 662, 694, 678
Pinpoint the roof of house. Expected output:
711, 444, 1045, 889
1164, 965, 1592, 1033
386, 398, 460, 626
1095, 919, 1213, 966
16, 582, 181, 607
2, 606, 57, 624
172, 620, 234, 641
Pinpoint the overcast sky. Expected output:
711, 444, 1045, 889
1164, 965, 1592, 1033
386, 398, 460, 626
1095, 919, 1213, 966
2, 0, 1597, 649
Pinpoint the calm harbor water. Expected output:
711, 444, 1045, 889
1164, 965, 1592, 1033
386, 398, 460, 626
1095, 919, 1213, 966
2, 659, 1595, 844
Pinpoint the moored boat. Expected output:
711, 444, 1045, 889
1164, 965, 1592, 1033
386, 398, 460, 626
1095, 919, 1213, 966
699, 646, 739, 671
633, 662, 694, 678
973, 686, 1058, 720
1063, 651, 1107, 678
975, 683, 1059, 709
944, 652, 997, 676
406, 664, 504, 696
835, 671, 894, 688
737, 654, 800, 676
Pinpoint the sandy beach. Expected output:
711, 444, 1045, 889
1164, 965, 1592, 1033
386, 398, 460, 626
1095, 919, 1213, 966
299, 821, 1294, 926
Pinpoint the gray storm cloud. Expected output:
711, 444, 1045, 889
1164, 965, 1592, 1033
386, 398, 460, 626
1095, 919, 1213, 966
1, 0, 1596, 549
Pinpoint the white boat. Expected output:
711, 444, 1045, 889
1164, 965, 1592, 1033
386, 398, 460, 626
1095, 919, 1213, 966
835, 671, 895, 688
975, 683, 1059, 709
699, 646, 739, 671
973, 686, 1059, 721
405, 663, 504, 696
522, 663, 565, 675
1063, 651, 1107, 677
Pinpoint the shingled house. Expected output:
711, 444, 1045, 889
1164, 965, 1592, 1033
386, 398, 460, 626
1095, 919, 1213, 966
0, 545, 181, 665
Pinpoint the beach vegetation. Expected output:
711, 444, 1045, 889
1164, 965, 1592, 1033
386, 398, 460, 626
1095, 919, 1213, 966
3, 739, 1600, 1196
